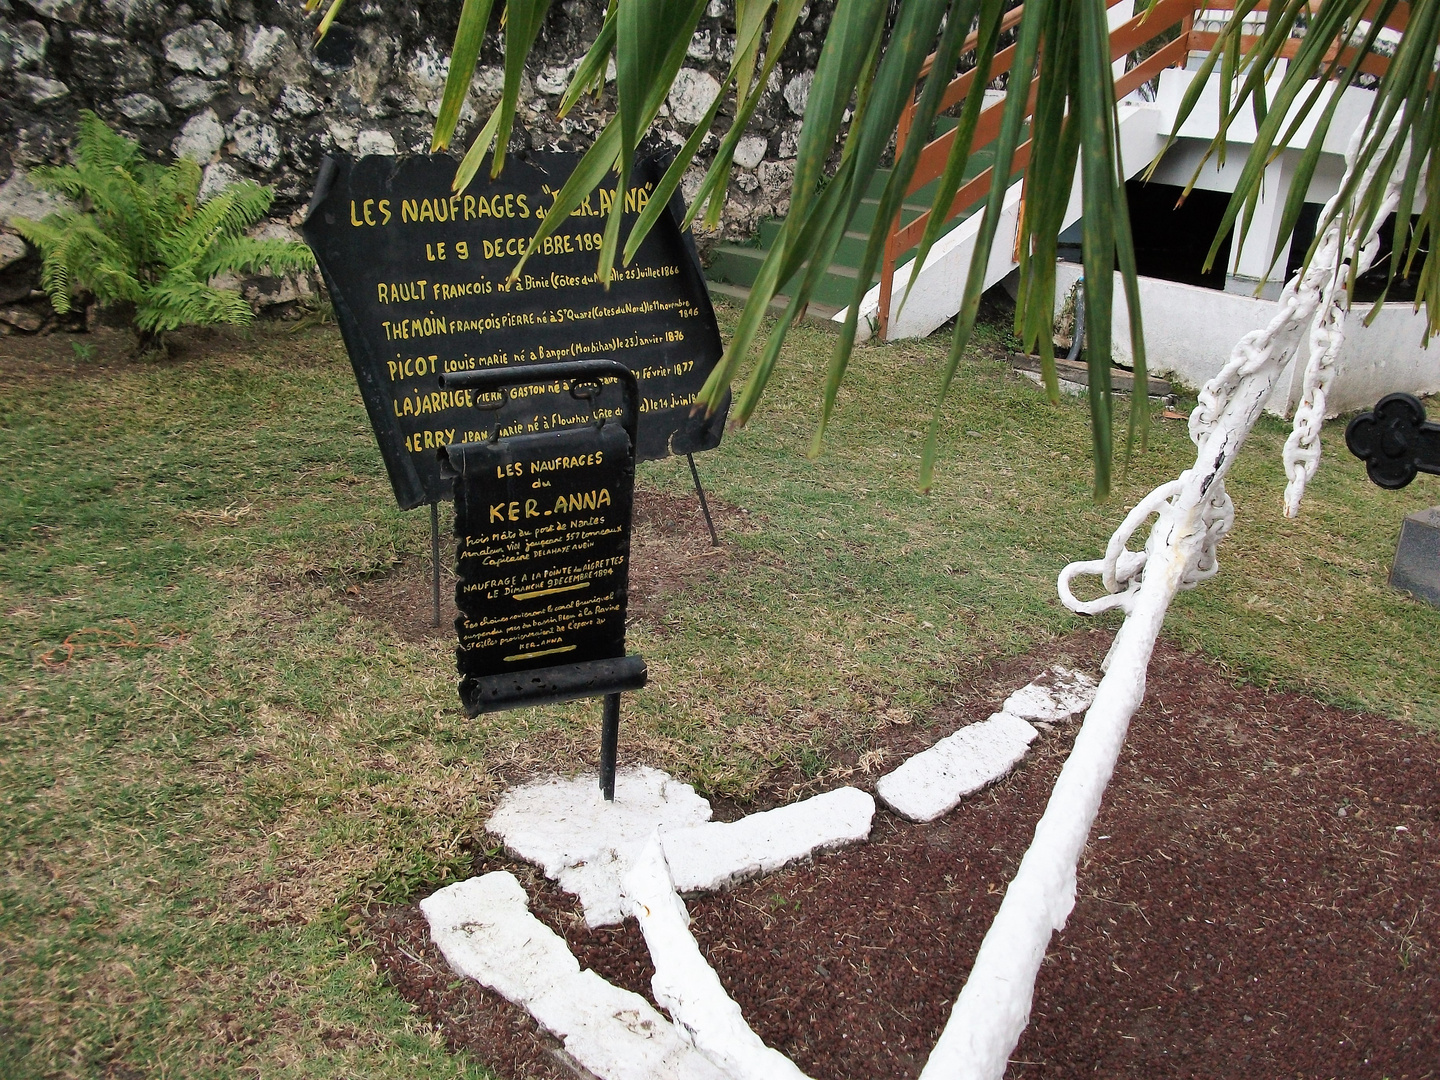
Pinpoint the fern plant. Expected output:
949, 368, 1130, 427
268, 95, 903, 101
8, 111, 315, 354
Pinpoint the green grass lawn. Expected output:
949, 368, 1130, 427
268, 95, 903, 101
1, 310, 1436, 1077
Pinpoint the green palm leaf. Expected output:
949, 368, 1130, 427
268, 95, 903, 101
431, 0, 498, 152
1168, 0, 1439, 336
415, 0, 1432, 493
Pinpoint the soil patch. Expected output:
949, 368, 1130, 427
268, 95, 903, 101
338, 486, 756, 642
625, 484, 756, 626
0, 324, 264, 376
338, 554, 462, 643
367, 633, 1440, 1078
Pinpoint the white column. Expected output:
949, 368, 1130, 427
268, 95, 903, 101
1226, 153, 1293, 299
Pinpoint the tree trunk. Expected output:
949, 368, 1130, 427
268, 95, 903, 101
132, 327, 167, 359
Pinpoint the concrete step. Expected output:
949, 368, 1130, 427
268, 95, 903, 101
706, 243, 878, 307
703, 147, 1006, 340
865, 103, 1159, 341
754, 201, 931, 246
705, 280, 843, 330
849, 196, 930, 233
754, 221, 881, 267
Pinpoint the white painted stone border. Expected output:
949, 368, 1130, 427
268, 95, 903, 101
623, 833, 813, 1080
875, 667, 1098, 822
876, 711, 1039, 822
488, 769, 875, 927
999, 667, 1099, 725
486, 765, 714, 928
664, 786, 875, 894
425, 665, 1106, 1079
421, 872, 730, 1080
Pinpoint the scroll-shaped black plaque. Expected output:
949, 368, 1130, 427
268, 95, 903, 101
303, 152, 728, 510
1345, 392, 1440, 489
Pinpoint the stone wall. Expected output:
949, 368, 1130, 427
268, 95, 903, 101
0, 0, 836, 331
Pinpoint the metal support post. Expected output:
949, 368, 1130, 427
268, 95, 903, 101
686, 452, 720, 547
599, 693, 621, 801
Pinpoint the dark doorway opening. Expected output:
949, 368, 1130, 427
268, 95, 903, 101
1123, 180, 1233, 290
1285, 204, 1427, 305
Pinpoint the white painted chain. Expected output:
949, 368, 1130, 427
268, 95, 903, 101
1057, 481, 1233, 614
1282, 119, 1410, 517
1061, 115, 1405, 615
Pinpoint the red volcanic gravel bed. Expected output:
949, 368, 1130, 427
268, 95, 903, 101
368, 634, 1439, 1079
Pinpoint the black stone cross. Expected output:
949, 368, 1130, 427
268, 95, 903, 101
1345, 393, 1440, 489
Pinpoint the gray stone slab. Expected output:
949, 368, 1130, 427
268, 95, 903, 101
1390, 506, 1440, 607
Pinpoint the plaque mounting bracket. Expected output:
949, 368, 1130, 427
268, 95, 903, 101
442, 360, 641, 455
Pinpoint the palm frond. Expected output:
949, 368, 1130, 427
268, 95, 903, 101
694, 0, 893, 421
558, 2, 619, 116
623, 0, 797, 265
431, 0, 499, 152
1168, 0, 1440, 334
313, 0, 347, 38
419, 0, 1431, 493
812, 0, 977, 453
681, 0, 807, 234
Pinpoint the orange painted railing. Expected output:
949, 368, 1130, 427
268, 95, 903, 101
875, 0, 1405, 340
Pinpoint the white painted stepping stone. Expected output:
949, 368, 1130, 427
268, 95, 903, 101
623, 833, 813, 1080
1000, 666, 1097, 724
876, 711, 1040, 823
487, 766, 713, 928
874, 666, 1098, 823
663, 787, 875, 894
488, 766, 875, 926
421, 873, 729, 1080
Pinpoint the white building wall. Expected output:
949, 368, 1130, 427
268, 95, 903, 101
857, 58, 1439, 412
1054, 261, 1440, 416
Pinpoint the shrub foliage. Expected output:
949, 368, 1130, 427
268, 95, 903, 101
9, 112, 314, 346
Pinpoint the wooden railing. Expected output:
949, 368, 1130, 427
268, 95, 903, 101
875, 0, 1405, 340
1187, 0, 1408, 77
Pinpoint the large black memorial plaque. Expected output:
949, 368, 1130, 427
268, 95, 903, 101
303, 152, 728, 510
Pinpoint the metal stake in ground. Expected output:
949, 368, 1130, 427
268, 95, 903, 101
599, 693, 621, 801
686, 452, 720, 547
